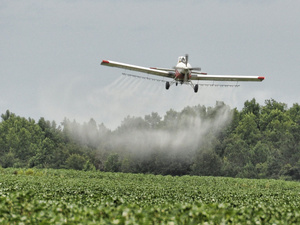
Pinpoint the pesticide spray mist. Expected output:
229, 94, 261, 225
41, 73, 235, 174
109, 103, 233, 154
93, 100, 233, 175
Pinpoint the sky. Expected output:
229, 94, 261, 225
1, 0, 300, 129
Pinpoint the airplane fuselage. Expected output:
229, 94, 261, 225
174, 61, 192, 83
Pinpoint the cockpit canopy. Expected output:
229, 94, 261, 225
178, 56, 186, 64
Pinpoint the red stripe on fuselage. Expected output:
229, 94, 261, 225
175, 70, 191, 81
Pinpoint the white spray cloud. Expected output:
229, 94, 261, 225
87, 75, 238, 130
46, 74, 234, 163
107, 103, 233, 156
39, 72, 238, 131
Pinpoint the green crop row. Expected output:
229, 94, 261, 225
1, 168, 300, 224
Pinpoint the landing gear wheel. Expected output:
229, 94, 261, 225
194, 84, 198, 93
166, 81, 170, 90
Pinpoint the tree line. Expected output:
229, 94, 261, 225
1, 98, 300, 180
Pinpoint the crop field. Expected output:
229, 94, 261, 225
0, 169, 300, 224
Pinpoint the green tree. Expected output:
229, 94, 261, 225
104, 153, 121, 172
117, 116, 149, 134
145, 112, 162, 129
1, 110, 12, 121
235, 113, 261, 146
162, 109, 179, 130
223, 136, 250, 177
261, 109, 294, 150
29, 138, 56, 168
250, 141, 270, 165
191, 149, 222, 176
1, 151, 16, 168
261, 99, 287, 115
241, 98, 261, 118
0, 114, 44, 166
66, 154, 87, 170
237, 162, 257, 179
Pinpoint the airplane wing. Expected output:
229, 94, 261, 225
191, 74, 265, 82
101, 60, 174, 78
149, 67, 175, 72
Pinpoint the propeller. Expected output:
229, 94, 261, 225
185, 54, 189, 67
173, 54, 201, 71
185, 54, 201, 71
190, 67, 201, 71
184, 54, 189, 82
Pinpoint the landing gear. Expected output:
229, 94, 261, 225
166, 81, 170, 90
194, 84, 198, 93
165, 80, 198, 93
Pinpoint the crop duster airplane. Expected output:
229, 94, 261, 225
101, 54, 265, 93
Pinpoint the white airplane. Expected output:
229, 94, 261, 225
101, 54, 265, 93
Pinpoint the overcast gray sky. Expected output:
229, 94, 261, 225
1, 0, 299, 129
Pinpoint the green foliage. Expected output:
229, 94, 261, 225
191, 148, 222, 176
1, 98, 300, 180
66, 154, 87, 170
104, 153, 121, 172
0, 169, 300, 224
24, 168, 34, 175
235, 113, 261, 146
